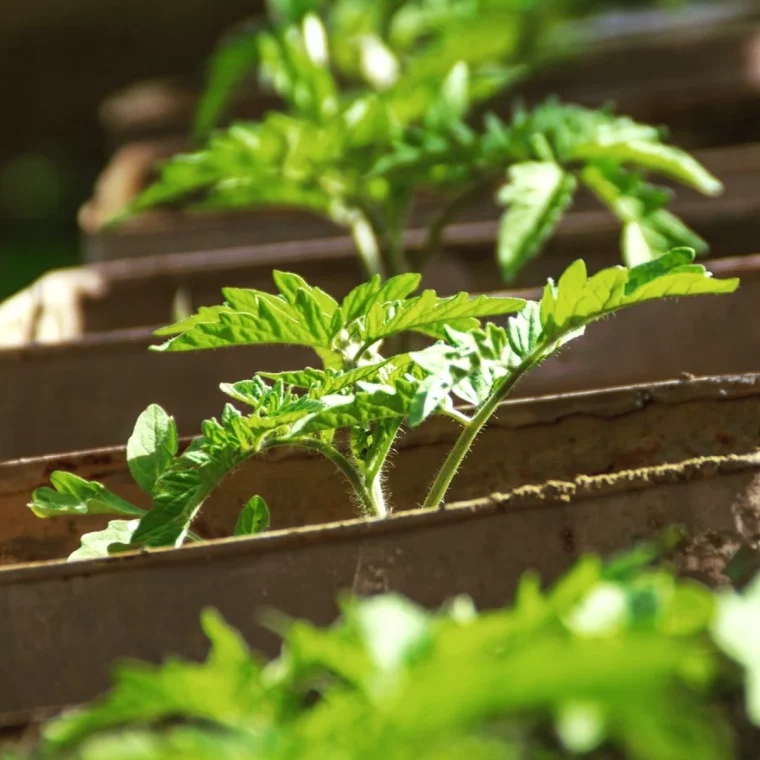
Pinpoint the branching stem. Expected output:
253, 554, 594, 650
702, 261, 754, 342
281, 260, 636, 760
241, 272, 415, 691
422, 358, 539, 510
411, 181, 488, 274
280, 438, 387, 518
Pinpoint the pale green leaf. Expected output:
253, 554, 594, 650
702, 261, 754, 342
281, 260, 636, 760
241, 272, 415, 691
69, 519, 141, 562
29, 472, 144, 519
572, 140, 723, 196
712, 576, 760, 726
410, 251, 738, 430
127, 405, 179, 494
497, 161, 577, 281
623, 221, 655, 267
582, 163, 708, 266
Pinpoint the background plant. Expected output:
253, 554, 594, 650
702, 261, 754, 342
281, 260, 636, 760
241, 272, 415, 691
7, 539, 760, 760
29, 248, 737, 558
115, 0, 716, 283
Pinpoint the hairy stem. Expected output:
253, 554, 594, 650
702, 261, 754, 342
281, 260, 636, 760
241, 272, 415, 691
180, 438, 384, 546
287, 438, 387, 518
360, 418, 404, 517
422, 360, 538, 510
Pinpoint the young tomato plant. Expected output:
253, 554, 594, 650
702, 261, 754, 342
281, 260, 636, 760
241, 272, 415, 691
114, 2, 719, 283
29, 248, 737, 559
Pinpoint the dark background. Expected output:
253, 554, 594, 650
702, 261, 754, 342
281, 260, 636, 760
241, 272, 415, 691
0, 0, 261, 299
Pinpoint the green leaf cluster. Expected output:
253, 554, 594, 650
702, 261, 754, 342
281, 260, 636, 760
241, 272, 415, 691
12, 544, 760, 760
29, 251, 738, 559
117, 1, 717, 284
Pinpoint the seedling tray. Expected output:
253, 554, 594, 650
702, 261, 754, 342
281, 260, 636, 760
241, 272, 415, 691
1, 376, 759, 716
1, 253, 758, 460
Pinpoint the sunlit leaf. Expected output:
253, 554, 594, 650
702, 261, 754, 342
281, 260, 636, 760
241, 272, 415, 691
497, 161, 577, 281
127, 405, 179, 494
29, 473, 144, 520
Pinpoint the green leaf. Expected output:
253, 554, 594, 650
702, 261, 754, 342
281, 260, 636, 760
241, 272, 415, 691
127, 405, 179, 494
572, 139, 723, 196
291, 380, 417, 435
193, 21, 261, 141
364, 290, 525, 343
69, 519, 141, 562
154, 273, 343, 366
125, 382, 324, 550
410, 251, 738, 427
128, 434, 249, 550
339, 273, 422, 323
29, 472, 144, 519
234, 496, 271, 536
259, 357, 405, 395
540, 250, 739, 338
43, 609, 262, 751
497, 161, 577, 281
155, 302, 333, 353
272, 270, 339, 317
582, 163, 708, 267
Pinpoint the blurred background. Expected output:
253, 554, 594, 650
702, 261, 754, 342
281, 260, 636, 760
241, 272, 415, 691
0, 0, 755, 301
0, 0, 258, 300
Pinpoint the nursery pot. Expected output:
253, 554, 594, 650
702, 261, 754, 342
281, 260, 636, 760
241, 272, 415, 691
1, 375, 760, 717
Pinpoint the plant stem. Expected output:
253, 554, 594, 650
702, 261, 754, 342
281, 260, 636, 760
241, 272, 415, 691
288, 438, 387, 518
411, 182, 487, 275
351, 215, 386, 280
383, 191, 413, 278
422, 361, 537, 510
